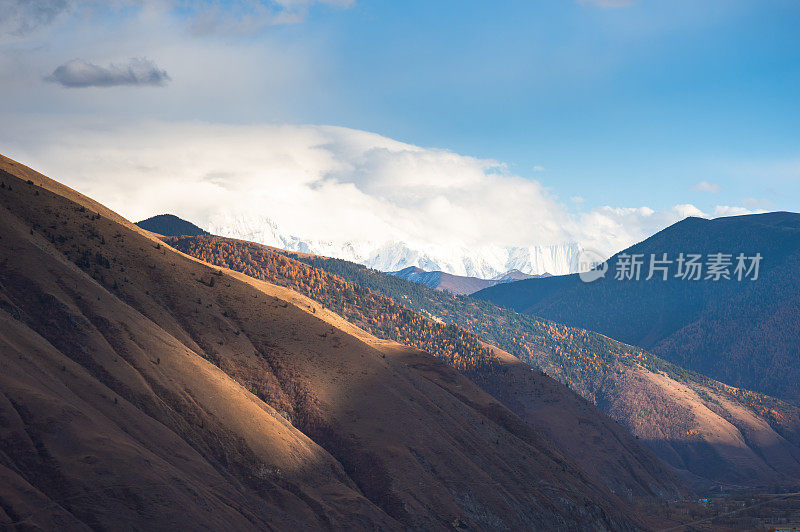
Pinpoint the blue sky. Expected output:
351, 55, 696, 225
298, 0, 800, 211
0, 0, 798, 256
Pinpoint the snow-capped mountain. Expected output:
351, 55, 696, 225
207, 213, 583, 278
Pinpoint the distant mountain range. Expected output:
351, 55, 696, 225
200, 212, 583, 278
475, 212, 800, 405
390, 266, 545, 295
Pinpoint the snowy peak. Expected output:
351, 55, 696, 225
205, 212, 583, 278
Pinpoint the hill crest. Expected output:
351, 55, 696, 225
137, 213, 209, 236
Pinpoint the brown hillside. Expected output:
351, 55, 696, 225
0, 155, 643, 529
268, 247, 800, 491
165, 234, 691, 502
172, 232, 800, 491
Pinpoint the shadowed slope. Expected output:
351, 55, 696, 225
167, 234, 692, 502
0, 155, 641, 530
256, 247, 800, 491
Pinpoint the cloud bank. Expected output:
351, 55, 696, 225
0, 120, 761, 259
0, 0, 71, 37
45, 58, 171, 87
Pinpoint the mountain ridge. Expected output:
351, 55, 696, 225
390, 265, 542, 295
474, 211, 800, 405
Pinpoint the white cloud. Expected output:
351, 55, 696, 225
1, 0, 353, 43
45, 58, 170, 87
570, 196, 585, 204
532, 165, 546, 172
712, 205, 767, 217
0, 0, 72, 38
0, 119, 761, 260
691, 180, 721, 193
0, 0, 324, 125
572, 204, 706, 255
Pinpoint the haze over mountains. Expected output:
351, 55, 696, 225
476, 212, 800, 405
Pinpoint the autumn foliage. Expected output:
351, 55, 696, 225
165, 236, 502, 378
